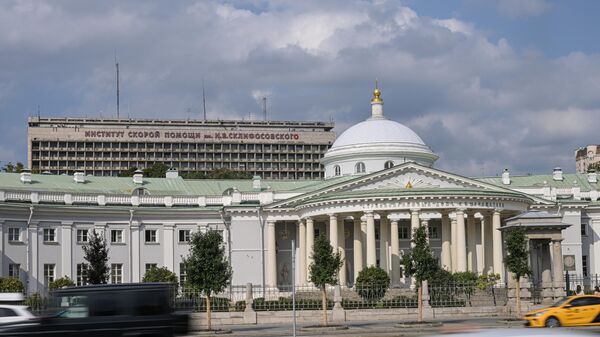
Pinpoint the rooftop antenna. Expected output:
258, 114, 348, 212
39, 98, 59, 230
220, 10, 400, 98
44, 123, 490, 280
202, 79, 207, 121
262, 96, 267, 121
115, 53, 120, 119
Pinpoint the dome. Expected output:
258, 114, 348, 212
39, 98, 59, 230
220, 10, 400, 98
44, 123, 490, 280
331, 118, 426, 149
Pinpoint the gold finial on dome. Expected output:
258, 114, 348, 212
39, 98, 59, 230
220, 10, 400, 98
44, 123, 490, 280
371, 79, 383, 103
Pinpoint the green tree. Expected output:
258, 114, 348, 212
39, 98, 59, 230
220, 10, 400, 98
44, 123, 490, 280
0, 277, 24, 292
183, 230, 232, 331
355, 266, 390, 302
118, 166, 139, 177
206, 168, 251, 179
143, 163, 169, 178
82, 230, 110, 284
181, 172, 207, 179
49, 276, 75, 291
142, 266, 178, 284
309, 235, 343, 326
504, 228, 531, 317
401, 225, 440, 322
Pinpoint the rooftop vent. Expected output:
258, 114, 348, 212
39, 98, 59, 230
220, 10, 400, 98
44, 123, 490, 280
133, 169, 144, 185
166, 168, 179, 179
588, 171, 598, 183
553, 167, 563, 181
74, 171, 85, 183
502, 168, 510, 185
252, 175, 261, 190
20, 170, 31, 184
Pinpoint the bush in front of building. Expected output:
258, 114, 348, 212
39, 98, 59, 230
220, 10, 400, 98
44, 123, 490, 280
355, 266, 390, 302
142, 266, 178, 284
49, 276, 75, 291
0, 277, 24, 293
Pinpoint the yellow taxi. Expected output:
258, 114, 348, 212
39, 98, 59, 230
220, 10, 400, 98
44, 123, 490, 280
524, 295, 600, 327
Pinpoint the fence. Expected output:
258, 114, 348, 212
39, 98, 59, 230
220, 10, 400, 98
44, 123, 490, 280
564, 273, 600, 294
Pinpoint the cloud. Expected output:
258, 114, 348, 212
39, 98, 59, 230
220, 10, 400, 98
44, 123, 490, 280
495, 0, 551, 18
0, 0, 596, 177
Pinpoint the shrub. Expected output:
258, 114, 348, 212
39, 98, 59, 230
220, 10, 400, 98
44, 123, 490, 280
49, 276, 75, 291
355, 266, 390, 302
142, 266, 178, 284
0, 277, 24, 293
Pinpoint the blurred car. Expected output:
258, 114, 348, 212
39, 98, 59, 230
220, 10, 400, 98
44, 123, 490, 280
524, 295, 600, 327
433, 328, 598, 337
0, 305, 35, 325
0, 283, 189, 337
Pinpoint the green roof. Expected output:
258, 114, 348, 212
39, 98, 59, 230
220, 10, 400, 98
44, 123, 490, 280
476, 173, 599, 192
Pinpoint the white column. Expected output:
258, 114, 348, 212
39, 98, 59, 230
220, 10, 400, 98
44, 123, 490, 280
410, 209, 420, 247
441, 212, 451, 271
337, 218, 346, 286
421, 219, 429, 241
329, 214, 338, 252
456, 209, 467, 272
466, 212, 476, 272
492, 210, 504, 282
131, 221, 140, 282
353, 217, 363, 282
484, 213, 494, 274
476, 216, 484, 274
361, 220, 367, 260
163, 223, 175, 272
61, 222, 73, 279
28, 223, 39, 293
366, 211, 376, 267
299, 220, 306, 285
380, 216, 390, 272
306, 218, 314, 282
451, 217, 457, 272
0, 221, 3, 277
267, 221, 277, 287
390, 219, 400, 286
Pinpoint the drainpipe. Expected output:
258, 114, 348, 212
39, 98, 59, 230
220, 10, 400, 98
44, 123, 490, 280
219, 210, 233, 297
258, 206, 266, 298
129, 209, 134, 283
26, 206, 34, 293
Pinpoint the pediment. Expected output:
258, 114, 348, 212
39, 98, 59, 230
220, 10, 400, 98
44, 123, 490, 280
349, 169, 472, 191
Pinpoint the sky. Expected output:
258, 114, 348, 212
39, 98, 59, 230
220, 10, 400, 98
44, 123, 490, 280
1, 0, 600, 177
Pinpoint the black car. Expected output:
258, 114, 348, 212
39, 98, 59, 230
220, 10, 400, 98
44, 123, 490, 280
0, 283, 189, 337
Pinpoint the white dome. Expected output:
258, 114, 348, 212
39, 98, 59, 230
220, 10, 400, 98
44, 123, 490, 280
331, 118, 426, 149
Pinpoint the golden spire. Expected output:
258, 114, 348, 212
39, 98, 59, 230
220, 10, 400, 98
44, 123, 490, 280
371, 79, 383, 103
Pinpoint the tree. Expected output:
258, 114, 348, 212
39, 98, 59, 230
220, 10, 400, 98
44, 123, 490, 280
355, 266, 390, 302
183, 230, 232, 331
143, 163, 169, 178
143, 266, 178, 284
401, 225, 440, 322
49, 276, 75, 291
206, 168, 251, 179
505, 228, 531, 317
118, 166, 139, 177
309, 235, 343, 326
82, 230, 110, 284
0, 277, 24, 293
1, 162, 25, 173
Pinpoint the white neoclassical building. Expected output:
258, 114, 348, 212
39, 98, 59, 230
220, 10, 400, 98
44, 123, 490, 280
1, 87, 599, 294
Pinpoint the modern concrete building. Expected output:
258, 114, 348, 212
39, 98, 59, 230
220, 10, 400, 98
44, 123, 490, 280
2, 87, 599, 296
576, 145, 600, 173
27, 117, 335, 179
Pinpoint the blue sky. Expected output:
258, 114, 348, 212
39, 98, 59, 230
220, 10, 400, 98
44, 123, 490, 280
1, 0, 599, 176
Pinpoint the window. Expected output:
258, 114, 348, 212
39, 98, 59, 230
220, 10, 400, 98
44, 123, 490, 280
179, 263, 186, 286
399, 226, 410, 240
0, 308, 17, 317
43, 228, 56, 242
569, 297, 596, 307
581, 223, 588, 236
111, 230, 123, 243
428, 226, 439, 239
145, 229, 157, 243
8, 228, 20, 242
384, 160, 394, 169
76, 264, 88, 286
8, 264, 20, 278
334, 165, 341, 176
355, 162, 366, 174
44, 264, 56, 285
179, 230, 191, 243
76, 229, 88, 243
111, 264, 123, 284
145, 263, 158, 273
583, 255, 588, 277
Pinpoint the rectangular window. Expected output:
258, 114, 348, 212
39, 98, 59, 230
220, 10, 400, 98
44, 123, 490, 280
76, 229, 88, 243
111, 264, 123, 284
44, 264, 55, 285
8, 264, 20, 279
111, 230, 123, 243
399, 226, 410, 240
8, 228, 20, 242
178, 230, 191, 243
76, 264, 88, 286
145, 263, 158, 273
428, 226, 439, 239
581, 223, 587, 236
583, 255, 588, 277
145, 229, 157, 243
43, 228, 56, 242
179, 263, 186, 286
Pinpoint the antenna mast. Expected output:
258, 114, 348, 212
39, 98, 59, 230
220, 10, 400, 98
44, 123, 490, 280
202, 79, 207, 121
262, 96, 267, 121
115, 55, 120, 119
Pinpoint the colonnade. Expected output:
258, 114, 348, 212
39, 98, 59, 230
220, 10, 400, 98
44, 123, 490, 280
266, 208, 507, 288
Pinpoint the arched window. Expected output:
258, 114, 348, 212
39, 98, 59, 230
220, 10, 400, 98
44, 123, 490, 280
132, 187, 150, 196
384, 161, 394, 169
334, 165, 341, 176
355, 162, 366, 174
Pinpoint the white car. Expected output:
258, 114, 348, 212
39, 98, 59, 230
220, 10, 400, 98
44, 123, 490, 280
0, 305, 35, 324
